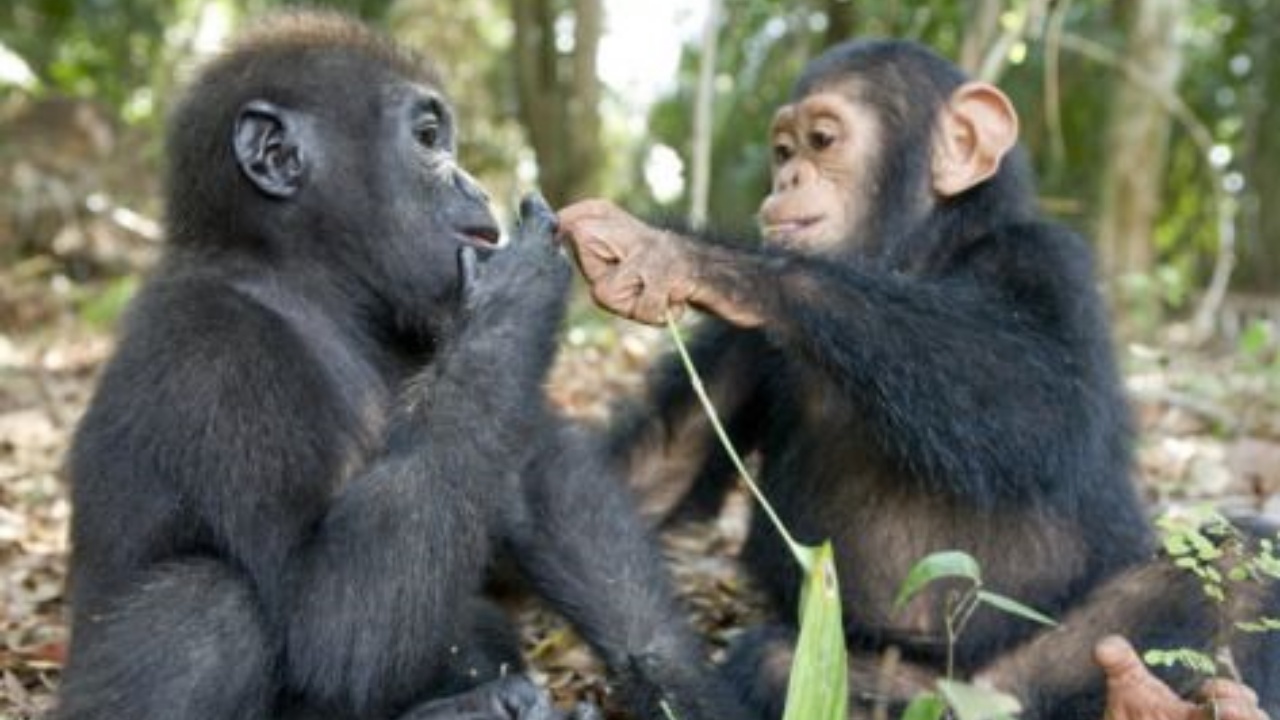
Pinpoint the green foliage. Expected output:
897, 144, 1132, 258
893, 551, 1050, 720
1236, 616, 1280, 634
76, 276, 139, 329
902, 691, 949, 720
1143, 648, 1218, 676
895, 550, 1058, 631
1148, 508, 1280, 676
1156, 508, 1280, 605
1235, 320, 1280, 394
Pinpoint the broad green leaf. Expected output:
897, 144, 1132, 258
901, 692, 948, 720
893, 551, 982, 612
782, 542, 848, 720
936, 680, 1022, 720
975, 591, 1057, 627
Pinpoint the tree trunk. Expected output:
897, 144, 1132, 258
510, 0, 603, 207
689, 0, 721, 226
959, 0, 1002, 76
1236, 4, 1280, 293
567, 0, 602, 203
1094, 0, 1184, 306
823, 0, 857, 48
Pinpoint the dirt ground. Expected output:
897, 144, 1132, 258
2, 293, 1278, 719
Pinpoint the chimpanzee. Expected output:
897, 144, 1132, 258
557, 40, 1279, 720
57, 11, 747, 720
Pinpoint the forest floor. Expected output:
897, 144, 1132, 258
2, 280, 1279, 719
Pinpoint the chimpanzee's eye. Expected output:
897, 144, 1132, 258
773, 141, 795, 164
808, 130, 834, 152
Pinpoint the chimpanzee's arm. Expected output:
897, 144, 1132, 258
678, 222, 1129, 502
560, 216, 1129, 505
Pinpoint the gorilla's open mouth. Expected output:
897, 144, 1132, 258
458, 224, 501, 248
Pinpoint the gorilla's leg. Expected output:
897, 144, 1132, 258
433, 599, 527, 696
56, 560, 273, 720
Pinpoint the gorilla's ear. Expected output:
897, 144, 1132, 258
234, 100, 308, 198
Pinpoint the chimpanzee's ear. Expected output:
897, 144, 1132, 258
930, 82, 1018, 198
233, 100, 308, 198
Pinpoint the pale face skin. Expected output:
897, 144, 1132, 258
758, 91, 882, 253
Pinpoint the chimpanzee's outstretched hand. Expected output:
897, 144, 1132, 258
557, 199, 706, 326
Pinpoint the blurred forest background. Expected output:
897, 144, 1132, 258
2, 1, 1280, 718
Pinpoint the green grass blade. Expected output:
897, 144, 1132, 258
782, 542, 848, 720
664, 315, 811, 568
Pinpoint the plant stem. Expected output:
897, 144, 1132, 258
664, 314, 810, 567
945, 592, 959, 682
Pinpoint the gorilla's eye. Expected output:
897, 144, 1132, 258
415, 118, 442, 149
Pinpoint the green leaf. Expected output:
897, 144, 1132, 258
77, 275, 139, 328
894, 551, 981, 612
1236, 617, 1280, 633
936, 680, 1022, 720
1239, 320, 1270, 357
975, 591, 1058, 627
901, 692, 947, 720
1143, 648, 1217, 675
782, 542, 848, 720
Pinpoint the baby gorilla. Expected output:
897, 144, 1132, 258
58, 11, 743, 720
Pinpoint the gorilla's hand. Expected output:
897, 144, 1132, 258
461, 193, 571, 319
450, 192, 571, 384
402, 675, 601, 720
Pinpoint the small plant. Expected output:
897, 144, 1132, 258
668, 315, 1062, 720
895, 550, 1057, 720
1146, 507, 1280, 679
666, 315, 847, 720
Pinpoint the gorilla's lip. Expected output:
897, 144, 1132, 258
457, 225, 501, 247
